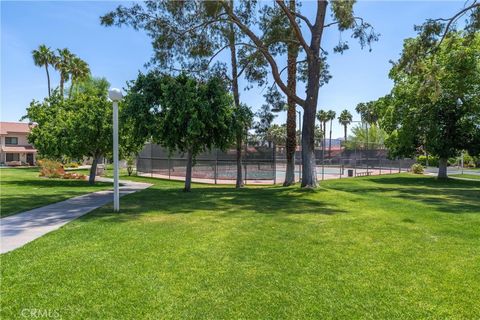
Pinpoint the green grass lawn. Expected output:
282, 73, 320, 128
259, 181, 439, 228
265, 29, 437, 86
450, 173, 480, 180
0, 168, 110, 217
1, 174, 479, 319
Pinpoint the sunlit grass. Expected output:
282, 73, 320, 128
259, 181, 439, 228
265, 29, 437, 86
1, 174, 479, 318
0, 168, 110, 217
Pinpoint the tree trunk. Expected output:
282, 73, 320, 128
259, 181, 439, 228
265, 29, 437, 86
89, 156, 99, 185
228, 9, 244, 189
328, 119, 333, 158
69, 78, 75, 99
301, 103, 318, 188
184, 149, 193, 192
438, 157, 448, 179
284, 0, 298, 187
344, 125, 347, 142
45, 64, 51, 98
60, 74, 64, 97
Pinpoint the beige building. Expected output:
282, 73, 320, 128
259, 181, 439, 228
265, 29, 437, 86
0, 122, 37, 166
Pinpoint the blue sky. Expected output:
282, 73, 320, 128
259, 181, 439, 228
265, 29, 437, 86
1, 1, 463, 138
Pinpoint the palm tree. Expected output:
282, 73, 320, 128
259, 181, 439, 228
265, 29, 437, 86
326, 110, 336, 158
355, 102, 378, 125
338, 109, 353, 143
54, 48, 75, 97
356, 102, 379, 150
68, 57, 91, 98
316, 109, 329, 154
32, 44, 56, 98
316, 110, 328, 137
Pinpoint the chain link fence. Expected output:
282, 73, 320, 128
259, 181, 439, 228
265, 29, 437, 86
137, 142, 414, 184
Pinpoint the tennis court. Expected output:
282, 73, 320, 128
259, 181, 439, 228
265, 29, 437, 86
137, 143, 414, 184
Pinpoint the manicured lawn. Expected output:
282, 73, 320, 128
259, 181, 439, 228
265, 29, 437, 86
1, 174, 479, 318
450, 173, 480, 180
0, 168, 110, 217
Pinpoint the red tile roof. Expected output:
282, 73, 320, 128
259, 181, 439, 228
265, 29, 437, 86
0, 122, 31, 135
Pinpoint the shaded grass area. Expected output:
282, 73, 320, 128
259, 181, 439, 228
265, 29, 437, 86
1, 174, 480, 319
450, 173, 480, 180
0, 168, 110, 217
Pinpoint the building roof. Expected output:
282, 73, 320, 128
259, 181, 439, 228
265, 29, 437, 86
0, 122, 31, 135
1, 146, 37, 153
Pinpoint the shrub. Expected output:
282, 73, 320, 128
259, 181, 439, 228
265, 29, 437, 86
63, 172, 86, 180
38, 159, 65, 178
411, 163, 424, 174
64, 162, 80, 168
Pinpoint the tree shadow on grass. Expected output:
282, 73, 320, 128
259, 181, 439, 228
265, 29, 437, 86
326, 175, 480, 214
84, 185, 346, 223
1, 179, 111, 217
2, 179, 111, 188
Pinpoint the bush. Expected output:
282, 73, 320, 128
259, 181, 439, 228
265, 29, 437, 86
63, 172, 86, 180
64, 162, 80, 168
38, 159, 65, 178
416, 155, 438, 167
411, 163, 424, 174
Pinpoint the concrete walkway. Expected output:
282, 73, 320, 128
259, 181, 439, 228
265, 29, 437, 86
0, 178, 152, 254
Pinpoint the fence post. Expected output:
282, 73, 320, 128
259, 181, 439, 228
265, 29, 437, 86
273, 142, 277, 184
214, 149, 218, 184
298, 156, 301, 183
366, 149, 369, 176
150, 143, 153, 178
354, 148, 357, 177
322, 144, 325, 181
244, 135, 248, 185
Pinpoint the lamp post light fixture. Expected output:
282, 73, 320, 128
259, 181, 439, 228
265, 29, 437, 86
108, 88, 123, 212
456, 98, 463, 107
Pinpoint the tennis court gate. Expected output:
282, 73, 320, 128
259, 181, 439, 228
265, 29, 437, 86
136, 142, 415, 184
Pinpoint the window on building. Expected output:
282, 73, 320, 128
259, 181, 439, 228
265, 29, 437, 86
6, 153, 20, 162
5, 137, 18, 145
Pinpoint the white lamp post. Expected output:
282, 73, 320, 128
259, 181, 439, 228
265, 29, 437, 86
109, 88, 123, 212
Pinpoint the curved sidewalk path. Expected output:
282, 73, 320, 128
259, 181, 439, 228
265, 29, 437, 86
0, 177, 152, 254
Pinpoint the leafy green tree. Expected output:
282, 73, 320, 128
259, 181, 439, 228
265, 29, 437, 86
123, 72, 236, 191
102, 0, 378, 188
24, 77, 112, 184
399, 1, 479, 73
221, 0, 378, 187
100, 0, 255, 189
266, 124, 287, 146
32, 44, 56, 98
345, 123, 387, 150
379, 33, 480, 178
338, 109, 353, 142
253, 104, 276, 144
23, 77, 143, 184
